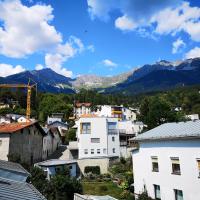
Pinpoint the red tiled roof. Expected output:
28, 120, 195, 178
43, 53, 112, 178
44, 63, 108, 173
75, 103, 91, 107
80, 114, 98, 118
0, 122, 35, 133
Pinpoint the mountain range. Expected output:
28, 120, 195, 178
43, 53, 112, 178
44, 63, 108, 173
0, 57, 200, 95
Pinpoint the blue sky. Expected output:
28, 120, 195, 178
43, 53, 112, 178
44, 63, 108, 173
0, 0, 200, 78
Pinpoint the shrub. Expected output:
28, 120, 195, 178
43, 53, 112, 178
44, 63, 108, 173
120, 190, 130, 199
99, 185, 108, 192
138, 192, 153, 200
84, 166, 100, 175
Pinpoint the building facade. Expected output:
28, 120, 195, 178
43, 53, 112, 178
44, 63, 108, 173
0, 122, 45, 165
132, 120, 200, 200
74, 103, 92, 118
77, 117, 120, 159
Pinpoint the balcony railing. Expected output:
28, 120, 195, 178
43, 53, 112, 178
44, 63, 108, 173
108, 129, 118, 134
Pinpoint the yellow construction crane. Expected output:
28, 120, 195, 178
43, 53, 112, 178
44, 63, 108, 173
0, 80, 37, 120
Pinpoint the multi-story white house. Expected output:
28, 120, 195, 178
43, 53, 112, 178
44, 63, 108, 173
95, 105, 137, 121
74, 103, 92, 119
77, 116, 120, 159
131, 120, 200, 200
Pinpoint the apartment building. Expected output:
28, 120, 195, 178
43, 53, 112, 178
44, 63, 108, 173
132, 120, 200, 200
74, 103, 92, 118
95, 105, 137, 121
77, 116, 120, 159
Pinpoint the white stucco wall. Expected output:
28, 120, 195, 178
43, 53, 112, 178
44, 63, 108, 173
77, 117, 119, 159
132, 139, 200, 200
0, 134, 10, 161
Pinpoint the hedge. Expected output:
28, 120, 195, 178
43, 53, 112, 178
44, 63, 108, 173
84, 166, 100, 175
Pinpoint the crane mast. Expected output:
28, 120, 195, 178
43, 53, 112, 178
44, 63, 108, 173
0, 81, 37, 120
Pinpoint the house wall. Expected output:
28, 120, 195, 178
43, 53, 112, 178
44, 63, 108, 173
77, 117, 119, 159
52, 130, 62, 152
132, 139, 200, 200
77, 157, 110, 174
0, 134, 10, 161
9, 125, 43, 165
42, 133, 53, 160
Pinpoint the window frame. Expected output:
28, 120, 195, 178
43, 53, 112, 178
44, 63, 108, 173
81, 122, 91, 134
153, 184, 161, 200
152, 156, 159, 172
174, 189, 183, 200
171, 157, 181, 175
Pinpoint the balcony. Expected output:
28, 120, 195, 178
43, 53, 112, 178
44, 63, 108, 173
108, 129, 118, 135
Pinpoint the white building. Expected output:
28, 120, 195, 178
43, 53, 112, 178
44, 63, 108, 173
47, 113, 64, 124
132, 120, 200, 200
186, 114, 199, 120
95, 105, 137, 121
77, 116, 120, 159
74, 103, 92, 118
35, 159, 77, 180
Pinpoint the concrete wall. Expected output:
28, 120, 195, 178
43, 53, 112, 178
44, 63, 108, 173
42, 133, 53, 160
0, 134, 10, 161
132, 139, 200, 200
9, 125, 43, 165
77, 157, 110, 174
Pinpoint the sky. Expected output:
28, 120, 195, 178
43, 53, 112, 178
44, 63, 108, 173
0, 0, 200, 78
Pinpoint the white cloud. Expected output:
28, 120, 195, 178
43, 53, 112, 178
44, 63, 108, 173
0, 64, 25, 77
35, 64, 44, 70
185, 47, 200, 59
87, 0, 200, 43
45, 36, 87, 78
153, 2, 200, 42
172, 38, 185, 54
87, 45, 95, 52
102, 59, 117, 67
0, 0, 61, 58
115, 15, 137, 31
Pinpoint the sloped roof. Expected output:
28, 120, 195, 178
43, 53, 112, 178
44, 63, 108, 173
0, 160, 29, 176
133, 120, 200, 141
0, 122, 35, 133
0, 177, 46, 200
36, 159, 76, 167
76, 103, 91, 107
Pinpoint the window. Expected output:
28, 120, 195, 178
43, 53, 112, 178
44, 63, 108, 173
152, 157, 159, 172
81, 123, 91, 134
91, 138, 100, 143
154, 185, 161, 200
197, 159, 200, 177
91, 149, 94, 154
108, 122, 117, 134
103, 148, 107, 154
84, 149, 88, 154
171, 157, 181, 175
0, 140, 2, 146
69, 166, 72, 170
112, 136, 115, 142
174, 189, 183, 200
112, 148, 115, 153
97, 149, 100, 154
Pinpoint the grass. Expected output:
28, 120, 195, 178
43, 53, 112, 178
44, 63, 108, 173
82, 181, 124, 199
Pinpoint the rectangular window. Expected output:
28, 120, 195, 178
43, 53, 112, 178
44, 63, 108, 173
154, 185, 161, 200
112, 148, 115, 153
84, 149, 88, 154
152, 157, 159, 172
112, 136, 115, 142
197, 159, 200, 177
97, 149, 100, 154
108, 122, 117, 134
174, 189, 183, 200
171, 157, 181, 175
0, 140, 2, 146
91, 138, 100, 143
81, 123, 91, 134
91, 149, 94, 154
103, 148, 107, 154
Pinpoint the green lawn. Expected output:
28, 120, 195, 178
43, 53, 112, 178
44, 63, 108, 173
82, 181, 126, 199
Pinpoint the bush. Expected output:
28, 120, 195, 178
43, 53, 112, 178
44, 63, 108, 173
120, 190, 130, 199
84, 166, 100, 175
99, 185, 108, 192
138, 192, 153, 200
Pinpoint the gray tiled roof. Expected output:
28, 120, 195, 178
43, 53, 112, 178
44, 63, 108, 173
36, 159, 76, 167
0, 177, 46, 200
133, 120, 200, 141
0, 160, 30, 175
